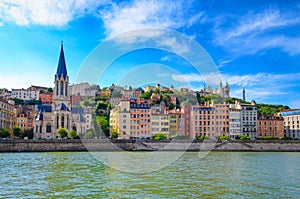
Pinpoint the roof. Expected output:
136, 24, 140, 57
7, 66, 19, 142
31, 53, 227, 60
57, 103, 69, 111
37, 105, 52, 112
36, 110, 43, 120
56, 44, 68, 80
71, 107, 84, 114
80, 114, 86, 122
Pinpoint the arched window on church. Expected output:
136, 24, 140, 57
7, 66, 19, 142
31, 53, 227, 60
56, 115, 59, 129
61, 114, 64, 128
56, 82, 59, 96
66, 114, 69, 129
65, 82, 68, 96
39, 126, 42, 134
60, 81, 64, 96
46, 123, 51, 133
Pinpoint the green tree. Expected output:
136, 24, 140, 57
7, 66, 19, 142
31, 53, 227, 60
96, 116, 110, 136
22, 129, 34, 139
84, 129, 94, 139
81, 100, 91, 108
153, 133, 167, 140
58, 127, 68, 138
111, 129, 118, 139
46, 87, 53, 93
13, 126, 22, 138
69, 129, 77, 139
0, 128, 10, 138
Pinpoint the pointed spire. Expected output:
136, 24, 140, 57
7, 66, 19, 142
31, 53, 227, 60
56, 41, 68, 80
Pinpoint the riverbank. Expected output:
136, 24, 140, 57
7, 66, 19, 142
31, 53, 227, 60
0, 139, 300, 152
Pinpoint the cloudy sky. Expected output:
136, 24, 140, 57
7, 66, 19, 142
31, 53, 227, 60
0, 0, 299, 107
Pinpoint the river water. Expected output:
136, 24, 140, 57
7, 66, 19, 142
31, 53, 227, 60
0, 152, 299, 198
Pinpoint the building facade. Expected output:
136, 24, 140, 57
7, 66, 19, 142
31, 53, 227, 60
0, 99, 15, 130
257, 114, 284, 138
280, 110, 300, 139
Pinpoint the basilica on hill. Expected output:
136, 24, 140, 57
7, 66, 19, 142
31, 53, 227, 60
34, 43, 92, 139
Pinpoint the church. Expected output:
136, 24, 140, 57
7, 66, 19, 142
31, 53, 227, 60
34, 43, 92, 139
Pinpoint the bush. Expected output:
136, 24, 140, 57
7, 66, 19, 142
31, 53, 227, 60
219, 136, 230, 141
257, 136, 279, 140
58, 127, 68, 138
0, 128, 10, 138
281, 137, 293, 140
68, 130, 77, 139
240, 135, 250, 140
22, 129, 33, 139
196, 136, 210, 140
153, 133, 167, 140
13, 126, 22, 138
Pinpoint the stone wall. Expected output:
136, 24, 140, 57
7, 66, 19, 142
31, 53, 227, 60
0, 139, 299, 152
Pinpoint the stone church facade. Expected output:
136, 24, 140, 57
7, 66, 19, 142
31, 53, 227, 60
34, 44, 92, 139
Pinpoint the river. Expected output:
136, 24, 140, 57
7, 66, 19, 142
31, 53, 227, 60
0, 152, 299, 198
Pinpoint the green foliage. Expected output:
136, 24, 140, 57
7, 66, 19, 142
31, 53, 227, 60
239, 135, 250, 140
81, 100, 95, 108
153, 133, 167, 140
256, 136, 279, 140
69, 129, 77, 139
57, 127, 68, 138
219, 136, 230, 141
13, 126, 22, 137
196, 136, 210, 140
140, 91, 152, 100
0, 128, 10, 138
256, 103, 290, 115
111, 129, 118, 139
83, 129, 94, 139
97, 101, 111, 110
281, 137, 293, 140
96, 116, 110, 136
46, 87, 53, 93
22, 129, 33, 139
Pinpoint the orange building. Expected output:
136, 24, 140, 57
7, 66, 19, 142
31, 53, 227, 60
257, 114, 284, 138
39, 92, 53, 104
129, 98, 152, 139
14, 105, 35, 131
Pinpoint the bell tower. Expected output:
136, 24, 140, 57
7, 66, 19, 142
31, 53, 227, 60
53, 41, 71, 134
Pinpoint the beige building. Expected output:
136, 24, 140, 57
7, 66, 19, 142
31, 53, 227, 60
0, 99, 15, 130
280, 110, 300, 139
240, 102, 257, 139
69, 82, 99, 97
152, 113, 169, 137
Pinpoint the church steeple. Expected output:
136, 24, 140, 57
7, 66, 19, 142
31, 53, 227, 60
56, 41, 67, 80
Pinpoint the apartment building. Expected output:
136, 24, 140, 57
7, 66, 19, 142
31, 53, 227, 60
0, 99, 15, 130
280, 110, 300, 139
152, 113, 169, 137
257, 114, 284, 138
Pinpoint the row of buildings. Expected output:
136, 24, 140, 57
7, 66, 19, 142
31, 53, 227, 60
1, 44, 299, 140
109, 98, 290, 139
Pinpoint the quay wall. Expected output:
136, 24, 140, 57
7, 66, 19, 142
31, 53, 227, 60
0, 140, 299, 152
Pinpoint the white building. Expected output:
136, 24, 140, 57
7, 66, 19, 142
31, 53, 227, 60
11, 88, 39, 101
69, 82, 99, 97
280, 110, 300, 139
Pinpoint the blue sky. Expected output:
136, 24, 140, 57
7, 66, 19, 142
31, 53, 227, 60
0, 0, 299, 107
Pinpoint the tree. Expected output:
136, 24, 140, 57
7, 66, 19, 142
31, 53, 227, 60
58, 127, 68, 138
96, 115, 110, 136
153, 133, 167, 140
22, 129, 33, 139
81, 100, 91, 108
13, 126, 22, 138
0, 128, 10, 138
69, 129, 77, 139
84, 129, 94, 139
46, 87, 53, 93
111, 129, 118, 139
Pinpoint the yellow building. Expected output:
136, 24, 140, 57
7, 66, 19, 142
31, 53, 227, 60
0, 99, 15, 130
169, 113, 178, 138
109, 108, 118, 135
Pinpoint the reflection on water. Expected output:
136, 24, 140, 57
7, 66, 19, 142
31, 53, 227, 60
0, 152, 299, 198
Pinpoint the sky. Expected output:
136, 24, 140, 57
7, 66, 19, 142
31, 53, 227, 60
0, 0, 300, 108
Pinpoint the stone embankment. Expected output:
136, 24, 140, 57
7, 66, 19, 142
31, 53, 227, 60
0, 139, 299, 152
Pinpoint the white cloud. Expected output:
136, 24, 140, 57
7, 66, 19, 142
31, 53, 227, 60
100, 0, 186, 38
0, 0, 107, 27
213, 8, 300, 55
